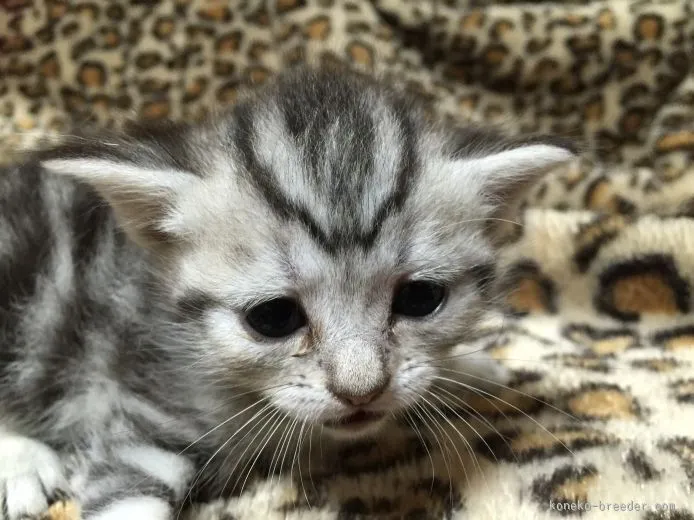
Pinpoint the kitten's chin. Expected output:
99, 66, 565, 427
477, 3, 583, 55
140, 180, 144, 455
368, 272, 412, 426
321, 411, 388, 441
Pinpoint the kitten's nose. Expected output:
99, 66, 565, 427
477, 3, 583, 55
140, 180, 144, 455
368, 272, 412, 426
330, 382, 388, 407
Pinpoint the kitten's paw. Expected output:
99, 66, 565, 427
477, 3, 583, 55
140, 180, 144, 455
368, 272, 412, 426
87, 497, 171, 520
0, 435, 69, 520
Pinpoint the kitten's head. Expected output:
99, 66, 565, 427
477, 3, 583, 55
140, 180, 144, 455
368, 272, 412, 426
39, 68, 575, 440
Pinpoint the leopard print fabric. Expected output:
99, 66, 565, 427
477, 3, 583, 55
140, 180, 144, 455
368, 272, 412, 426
2, 1, 694, 519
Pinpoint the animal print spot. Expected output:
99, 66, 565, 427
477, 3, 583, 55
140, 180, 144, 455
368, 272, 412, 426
653, 326, 694, 351
597, 8, 616, 30
196, 4, 232, 22
624, 449, 661, 481
659, 437, 694, 486
139, 79, 170, 95
101, 28, 121, 48
39, 52, 60, 79
563, 324, 638, 356
347, 42, 373, 68
60, 86, 87, 113
466, 387, 542, 418
183, 78, 207, 103
583, 97, 604, 122
620, 108, 649, 139
141, 100, 170, 119
566, 34, 600, 55
567, 384, 639, 420
216, 82, 238, 104
214, 60, 236, 76
19, 82, 48, 100
153, 17, 176, 40
491, 20, 514, 39
460, 10, 484, 30
457, 94, 480, 113
305, 16, 330, 40
71, 37, 97, 61
504, 262, 557, 315
48, 1, 68, 19
135, 52, 161, 70
482, 426, 615, 463
105, 3, 124, 20
635, 14, 664, 41
584, 177, 635, 214
573, 214, 629, 272
667, 51, 689, 75
3, 0, 32, 10
78, 62, 106, 88
247, 67, 270, 84
596, 255, 690, 321
526, 40, 552, 56
614, 40, 638, 67
483, 44, 508, 66
544, 354, 609, 373
671, 379, 694, 404
0, 34, 33, 54
531, 464, 598, 512
656, 131, 694, 153
276, 0, 306, 13
631, 358, 682, 372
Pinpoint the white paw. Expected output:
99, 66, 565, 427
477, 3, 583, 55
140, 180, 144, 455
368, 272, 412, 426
88, 497, 171, 520
0, 435, 69, 520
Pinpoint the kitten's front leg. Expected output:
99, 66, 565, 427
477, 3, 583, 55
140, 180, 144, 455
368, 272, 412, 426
0, 428, 69, 520
76, 444, 195, 520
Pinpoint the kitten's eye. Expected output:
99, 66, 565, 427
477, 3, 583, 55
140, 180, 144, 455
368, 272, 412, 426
245, 298, 307, 338
392, 280, 447, 318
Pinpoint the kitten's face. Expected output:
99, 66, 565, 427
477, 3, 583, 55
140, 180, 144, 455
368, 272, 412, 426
41, 69, 575, 440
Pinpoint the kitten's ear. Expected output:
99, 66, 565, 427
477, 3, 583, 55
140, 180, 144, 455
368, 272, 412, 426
461, 137, 577, 242
37, 144, 198, 248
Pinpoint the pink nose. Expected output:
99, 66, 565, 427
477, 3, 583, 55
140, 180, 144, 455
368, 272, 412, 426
332, 386, 386, 407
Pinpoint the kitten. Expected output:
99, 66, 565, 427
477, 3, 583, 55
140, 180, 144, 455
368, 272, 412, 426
0, 67, 575, 519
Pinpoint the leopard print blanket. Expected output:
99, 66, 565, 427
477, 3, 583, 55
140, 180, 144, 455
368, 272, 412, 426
2, 1, 693, 519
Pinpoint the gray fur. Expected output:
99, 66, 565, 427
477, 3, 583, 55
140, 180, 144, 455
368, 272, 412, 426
0, 67, 575, 519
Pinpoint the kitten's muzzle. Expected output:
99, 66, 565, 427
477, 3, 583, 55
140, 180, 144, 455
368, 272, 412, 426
330, 384, 387, 407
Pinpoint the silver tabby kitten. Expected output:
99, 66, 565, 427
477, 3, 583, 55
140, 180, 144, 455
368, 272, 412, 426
0, 68, 575, 519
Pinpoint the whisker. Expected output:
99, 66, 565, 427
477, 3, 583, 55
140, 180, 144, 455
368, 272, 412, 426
403, 409, 436, 493
293, 420, 311, 508
432, 375, 579, 460
181, 400, 274, 512
234, 409, 286, 496
432, 384, 519, 464
427, 388, 498, 465
217, 407, 279, 498
418, 393, 480, 488
278, 418, 300, 481
412, 401, 454, 501
435, 367, 580, 422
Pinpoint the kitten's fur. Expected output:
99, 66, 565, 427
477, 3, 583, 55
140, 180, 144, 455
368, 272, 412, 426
0, 68, 575, 519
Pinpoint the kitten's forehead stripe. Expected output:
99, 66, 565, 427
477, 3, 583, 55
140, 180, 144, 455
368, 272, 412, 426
232, 70, 420, 253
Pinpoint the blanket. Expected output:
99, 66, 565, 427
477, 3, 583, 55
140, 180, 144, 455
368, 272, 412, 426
1, 0, 693, 518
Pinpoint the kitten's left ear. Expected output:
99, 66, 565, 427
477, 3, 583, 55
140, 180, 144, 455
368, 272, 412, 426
37, 140, 199, 248
462, 137, 577, 241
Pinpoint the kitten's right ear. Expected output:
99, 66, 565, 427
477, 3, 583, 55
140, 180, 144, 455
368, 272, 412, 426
37, 144, 199, 248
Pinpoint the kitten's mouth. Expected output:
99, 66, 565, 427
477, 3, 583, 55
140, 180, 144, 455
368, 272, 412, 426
324, 410, 385, 430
